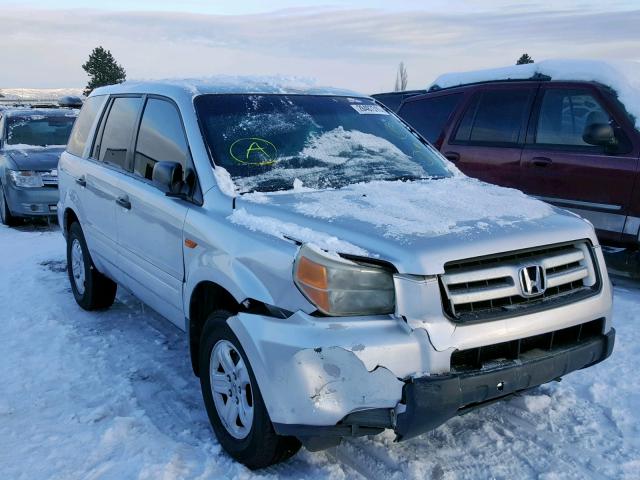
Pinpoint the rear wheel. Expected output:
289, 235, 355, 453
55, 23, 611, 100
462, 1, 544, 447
199, 311, 301, 469
67, 222, 117, 310
0, 185, 16, 226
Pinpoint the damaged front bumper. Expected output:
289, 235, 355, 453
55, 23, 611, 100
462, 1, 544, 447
272, 326, 615, 450
227, 303, 614, 451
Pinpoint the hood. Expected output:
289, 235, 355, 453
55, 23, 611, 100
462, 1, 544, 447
4, 146, 64, 171
232, 177, 596, 275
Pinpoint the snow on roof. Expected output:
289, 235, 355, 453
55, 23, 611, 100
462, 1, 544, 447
93, 75, 363, 99
3, 108, 78, 118
429, 59, 640, 128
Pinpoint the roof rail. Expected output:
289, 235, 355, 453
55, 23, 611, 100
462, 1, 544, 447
428, 73, 552, 92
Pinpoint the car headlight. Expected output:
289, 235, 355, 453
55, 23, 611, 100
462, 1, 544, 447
293, 244, 395, 316
8, 170, 44, 188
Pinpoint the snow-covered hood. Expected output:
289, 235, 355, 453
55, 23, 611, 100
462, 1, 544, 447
3, 146, 64, 171
232, 177, 595, 274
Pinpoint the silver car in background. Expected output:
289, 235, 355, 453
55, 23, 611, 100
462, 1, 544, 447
0, 108, 77, 225
57, 80, 614, 469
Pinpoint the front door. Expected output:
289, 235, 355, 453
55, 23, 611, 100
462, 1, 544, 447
520, 84, 639, 243
116, 97, 193, 328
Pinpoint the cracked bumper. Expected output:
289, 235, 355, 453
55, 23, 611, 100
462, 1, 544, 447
272, 328, 614, 449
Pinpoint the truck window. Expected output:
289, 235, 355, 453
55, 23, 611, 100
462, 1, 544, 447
453, 89, 532, 145
134, 98, 190, 181
535, 88, 610, 146
67, 96, 106, 157
399, 93, 463, 144
96, 97, 142, 169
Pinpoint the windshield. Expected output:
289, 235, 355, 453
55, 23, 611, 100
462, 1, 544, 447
195, 94, 452, 193
6, 114, 76, 147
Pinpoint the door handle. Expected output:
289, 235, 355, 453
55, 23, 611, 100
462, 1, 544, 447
531, 157, 553, 167
444, 151, 460, 162
116, 196, 131, 210
75, 176, 86, 187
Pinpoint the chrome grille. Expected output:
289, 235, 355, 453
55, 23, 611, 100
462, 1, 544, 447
441, 242, 599, 322
41, 169, 58, 187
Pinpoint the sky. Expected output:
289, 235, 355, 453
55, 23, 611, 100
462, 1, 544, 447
1, 0, 639, 93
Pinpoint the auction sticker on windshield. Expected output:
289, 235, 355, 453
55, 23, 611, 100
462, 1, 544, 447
350, 104, 389, 115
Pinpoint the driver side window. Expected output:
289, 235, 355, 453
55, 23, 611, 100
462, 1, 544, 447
535, 89, 610, 147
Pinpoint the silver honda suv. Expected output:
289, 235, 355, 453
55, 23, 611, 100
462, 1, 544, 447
58, 80, 614, 469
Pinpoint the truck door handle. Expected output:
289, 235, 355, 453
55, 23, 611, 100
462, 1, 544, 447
75, 177, 86, 187
532, 157, 553, 167
444, 151, 460, 162
116, 196, 131, 210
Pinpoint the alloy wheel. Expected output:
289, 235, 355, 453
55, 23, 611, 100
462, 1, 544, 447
209, 339, 254, 439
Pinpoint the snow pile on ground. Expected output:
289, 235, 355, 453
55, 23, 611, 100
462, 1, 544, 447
430, 59, 640, 128
294, 177, 555, 239
228, 207, 368, 255
0, 224, 637, 479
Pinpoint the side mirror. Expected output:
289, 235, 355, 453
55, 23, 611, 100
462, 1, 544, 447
152, 161, 183, 196
583, 122, 617, 148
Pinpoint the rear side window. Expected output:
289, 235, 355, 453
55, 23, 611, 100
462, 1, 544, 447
373, 94, 403, 112
535, 88, 610, 146
454, 89, 532, 144
134, 98, 190, 181
96, 97, 142, 169
399, 93, 462, 144
66, 96, 106, 157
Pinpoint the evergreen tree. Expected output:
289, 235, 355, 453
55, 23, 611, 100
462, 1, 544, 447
82, 46, 126, 96
516, 53, 534, 65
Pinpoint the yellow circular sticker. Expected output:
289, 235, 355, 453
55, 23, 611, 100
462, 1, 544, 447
229, 137, 278, 166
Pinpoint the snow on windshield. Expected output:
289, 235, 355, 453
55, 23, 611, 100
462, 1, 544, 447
196, 94, 453, 194
234, 126, 430, 193
430, 59, 640, 129
293, 176, 556, 239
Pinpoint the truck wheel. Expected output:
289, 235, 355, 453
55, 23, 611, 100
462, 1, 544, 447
199, 311, 301, 469
67, 222, 117, 310
0, 185, 16, 226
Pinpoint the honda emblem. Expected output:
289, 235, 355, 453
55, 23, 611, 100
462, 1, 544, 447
519, 264, 546, 297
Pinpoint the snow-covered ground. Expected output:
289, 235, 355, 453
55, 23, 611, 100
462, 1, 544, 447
0, 88, 83, 102
0, 223, 638, 479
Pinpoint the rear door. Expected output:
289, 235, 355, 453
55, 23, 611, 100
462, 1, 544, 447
520, 83, 639, 243
115, 96, 194, 328
440, 83, 537, 189
79, 95, 143, 277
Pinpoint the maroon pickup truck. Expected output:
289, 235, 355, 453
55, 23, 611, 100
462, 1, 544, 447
374, 78, 640, 247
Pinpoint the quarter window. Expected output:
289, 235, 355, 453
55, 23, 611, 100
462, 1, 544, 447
96, 97, 142, 168
66, 95, 106, 157
399, 93, 463, 144
535, 89, 610, 146
134, 99, 189, 181
454, 89, 532, 144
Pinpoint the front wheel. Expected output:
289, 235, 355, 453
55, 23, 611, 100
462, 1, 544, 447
67, 222, 117, 310
199, 311, 301, 469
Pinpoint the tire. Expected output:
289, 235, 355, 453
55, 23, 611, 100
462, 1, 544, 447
67, 222, 117, 310
0, 185, 16, 226
199, 311, 301, 469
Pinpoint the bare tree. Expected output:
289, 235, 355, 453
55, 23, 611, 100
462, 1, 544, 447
394, 62, 408, 91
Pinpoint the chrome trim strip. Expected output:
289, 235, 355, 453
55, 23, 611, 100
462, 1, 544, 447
533, 196, 622, 212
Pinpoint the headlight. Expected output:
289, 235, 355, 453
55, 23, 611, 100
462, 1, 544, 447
8, 170, 44, 188
293, 244, 395, 316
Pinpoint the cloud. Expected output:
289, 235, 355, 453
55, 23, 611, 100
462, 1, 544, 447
1, 4, 639, 92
